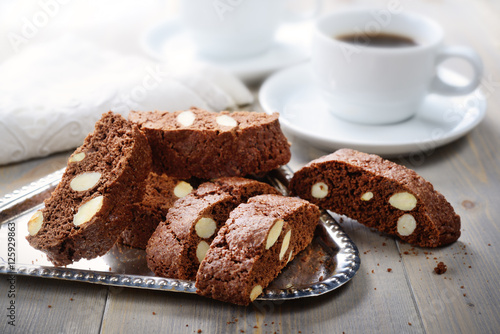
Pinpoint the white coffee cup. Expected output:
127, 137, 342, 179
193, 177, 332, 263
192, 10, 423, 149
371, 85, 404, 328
311, 8, 483, 125
180, 0, 321, 60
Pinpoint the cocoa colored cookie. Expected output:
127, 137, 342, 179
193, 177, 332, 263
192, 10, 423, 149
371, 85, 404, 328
119, 172, 194, 249
26, 112, 152, 266
129, 108, 291, 179
146, 177, 279, 280
289, 148, 460, 247
195, 194, 320, 306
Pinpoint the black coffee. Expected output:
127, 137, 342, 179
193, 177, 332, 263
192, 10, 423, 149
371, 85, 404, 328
336, 32, 417, 47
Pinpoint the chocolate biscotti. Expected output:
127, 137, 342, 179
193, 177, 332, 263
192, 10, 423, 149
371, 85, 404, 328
26, 112, 152, 266
195, 194, 320, 305
146, 177, 279, 280
289, 148, 460, 247
120, 172, 194, 249
129, 108, 291, 179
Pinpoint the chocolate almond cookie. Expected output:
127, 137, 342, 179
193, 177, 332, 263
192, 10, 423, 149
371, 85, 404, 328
26, 112, 152, 266
146, 177, 279, 280
120, 172, 194, 249
289, 148, 460, 247
129, 108, 291, 179
195, 194, 320, 306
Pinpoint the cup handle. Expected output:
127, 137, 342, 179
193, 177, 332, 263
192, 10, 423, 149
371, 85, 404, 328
284, 0, 323, 22
430, 46, 483, 96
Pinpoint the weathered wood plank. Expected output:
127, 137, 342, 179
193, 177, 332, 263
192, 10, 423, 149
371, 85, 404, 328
0, 276, 108, 334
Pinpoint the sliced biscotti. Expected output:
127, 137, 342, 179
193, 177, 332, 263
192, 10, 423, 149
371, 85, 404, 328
26, 112, 152, 266
195, 194, 320, 306
129, 108, 291, 179
120, 172, 194, 249
289, 148, 460, 247
146, 177, 279, 280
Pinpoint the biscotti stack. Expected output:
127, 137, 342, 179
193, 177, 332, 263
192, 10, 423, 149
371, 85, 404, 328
289, 148, 461, 247
26, 112, 152, 266
146, 177, 281, 280
24, 106, 463, 306
26, 108, 293, 268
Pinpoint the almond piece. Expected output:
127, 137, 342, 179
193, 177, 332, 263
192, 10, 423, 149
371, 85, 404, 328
195, 217, 217, 239
389, 192, 417, 211
70, 172, 101, 192
265, 219, 284, 250
215, 115, 237, 128
177, 110, 196, 127
249, 285, 263, 302
279, 230, 292, 261
287, 248, 294, 264
173, 181, 193, 198
196, 240, 210, 263
397, 214, 417, 236
361, 191, 374, 201
27, 210, 43, 236
311, 182, 328, 199
73, 196, 104, 226
68, 152, 85, 163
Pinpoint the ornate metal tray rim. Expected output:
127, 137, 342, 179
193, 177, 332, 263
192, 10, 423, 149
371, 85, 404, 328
0, 166, 360, 301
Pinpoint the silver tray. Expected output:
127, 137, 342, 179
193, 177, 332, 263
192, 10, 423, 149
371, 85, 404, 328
0, 166, 360, 301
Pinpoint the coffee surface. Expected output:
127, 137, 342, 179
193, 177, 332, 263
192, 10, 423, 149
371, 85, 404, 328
336, 32, 416, 47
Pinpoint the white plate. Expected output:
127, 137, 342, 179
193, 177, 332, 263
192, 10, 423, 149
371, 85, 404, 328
141, 19, 312, 83
259, 63, 487, 157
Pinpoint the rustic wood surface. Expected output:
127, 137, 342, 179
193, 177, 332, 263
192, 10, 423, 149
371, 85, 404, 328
1, 0, 500, 333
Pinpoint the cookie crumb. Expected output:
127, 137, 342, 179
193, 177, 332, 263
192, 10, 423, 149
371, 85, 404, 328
48, 305, 52, 308
387, 268, 392, 273
434, 262, 447, 275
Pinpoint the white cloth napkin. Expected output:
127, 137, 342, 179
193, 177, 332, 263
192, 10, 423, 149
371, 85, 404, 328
0, 36, 254, 165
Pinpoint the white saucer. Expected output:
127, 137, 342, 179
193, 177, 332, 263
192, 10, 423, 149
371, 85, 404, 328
142, 19, 312, 83
259, 63, 487, 156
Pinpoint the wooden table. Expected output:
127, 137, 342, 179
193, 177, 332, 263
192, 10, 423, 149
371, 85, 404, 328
1, 0, 500, 333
